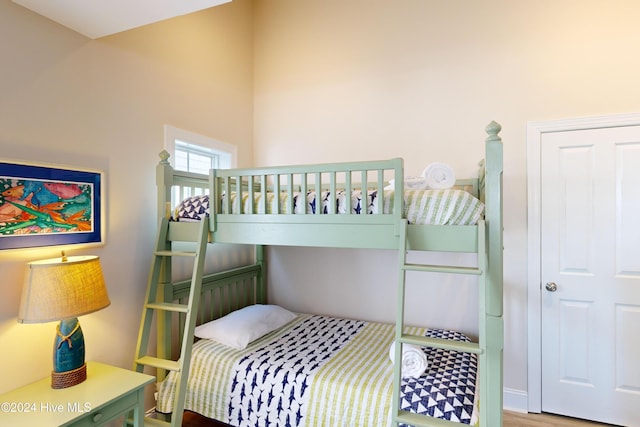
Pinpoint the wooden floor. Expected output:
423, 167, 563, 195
182, 410, 616, 427
501, 411, 616, 427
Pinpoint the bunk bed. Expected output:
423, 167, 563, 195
146, 121, 503, 427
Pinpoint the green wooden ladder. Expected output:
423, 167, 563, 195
391, 219, 488, 427
133, 216, 209, 427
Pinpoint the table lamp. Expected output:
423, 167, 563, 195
17, 252, 110, 389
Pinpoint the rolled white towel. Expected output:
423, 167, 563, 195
422, 162, 456, 189
388, 341, 428, 378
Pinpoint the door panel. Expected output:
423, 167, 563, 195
558, 300, 591, 384
616, 142, 640, 275
541, 126, 640, 426
615, 305, 640, 392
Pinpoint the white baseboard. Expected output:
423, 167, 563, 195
503, 388, 528, 413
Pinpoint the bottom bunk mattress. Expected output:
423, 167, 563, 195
156, 313, 479, 427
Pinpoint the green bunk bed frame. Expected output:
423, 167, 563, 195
151, 121, 503, 427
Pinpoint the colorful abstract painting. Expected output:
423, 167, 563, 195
0, 161, 103, 250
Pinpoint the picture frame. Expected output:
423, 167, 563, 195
0, 160, 104, 250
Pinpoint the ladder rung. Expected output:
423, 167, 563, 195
135, 356, 180, 372
396, 410, 461, 427
154, 250, 197, 257
143, 417, 171, 427
402, 263, 482, 275
145, 302, 189, 313
399, 333, 482, 354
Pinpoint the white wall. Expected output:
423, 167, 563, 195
252, 0, 640, 410
0, 0, 254, 400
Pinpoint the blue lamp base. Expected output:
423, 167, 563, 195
51, 317, 87, 389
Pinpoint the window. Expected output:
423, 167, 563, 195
164, 125, 237, 202
164, 125, 237, 173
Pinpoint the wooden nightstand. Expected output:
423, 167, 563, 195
0, 361, 154, 426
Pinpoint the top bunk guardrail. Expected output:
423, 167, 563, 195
212, 158, 405, 218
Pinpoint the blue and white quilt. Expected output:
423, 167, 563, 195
228, 316, 364, 426
156, 314, 478, 426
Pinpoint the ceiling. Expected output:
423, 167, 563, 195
12, 0, 232, 39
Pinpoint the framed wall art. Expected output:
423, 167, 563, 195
0, 160, 104, 250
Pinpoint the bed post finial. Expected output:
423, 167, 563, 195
485, 120, 502, 139
159, 149, 170, 165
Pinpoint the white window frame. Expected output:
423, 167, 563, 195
163, 125, 237, 172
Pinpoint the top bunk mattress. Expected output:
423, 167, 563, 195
176, 188, 484, 226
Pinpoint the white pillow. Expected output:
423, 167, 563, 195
194, 304, 297, 350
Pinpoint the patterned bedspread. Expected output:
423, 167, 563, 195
176, 189, 484, 225
156, 314, 478, 426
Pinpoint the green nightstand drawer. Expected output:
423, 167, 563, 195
66, 390, 138, 426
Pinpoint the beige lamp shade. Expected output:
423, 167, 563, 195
18, 255, 110, 323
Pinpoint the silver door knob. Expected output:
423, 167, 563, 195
545, 282, 558, 292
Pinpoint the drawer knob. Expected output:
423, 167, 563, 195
92, 412, 103, 422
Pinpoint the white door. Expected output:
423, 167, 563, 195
541, 125, 640, 426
